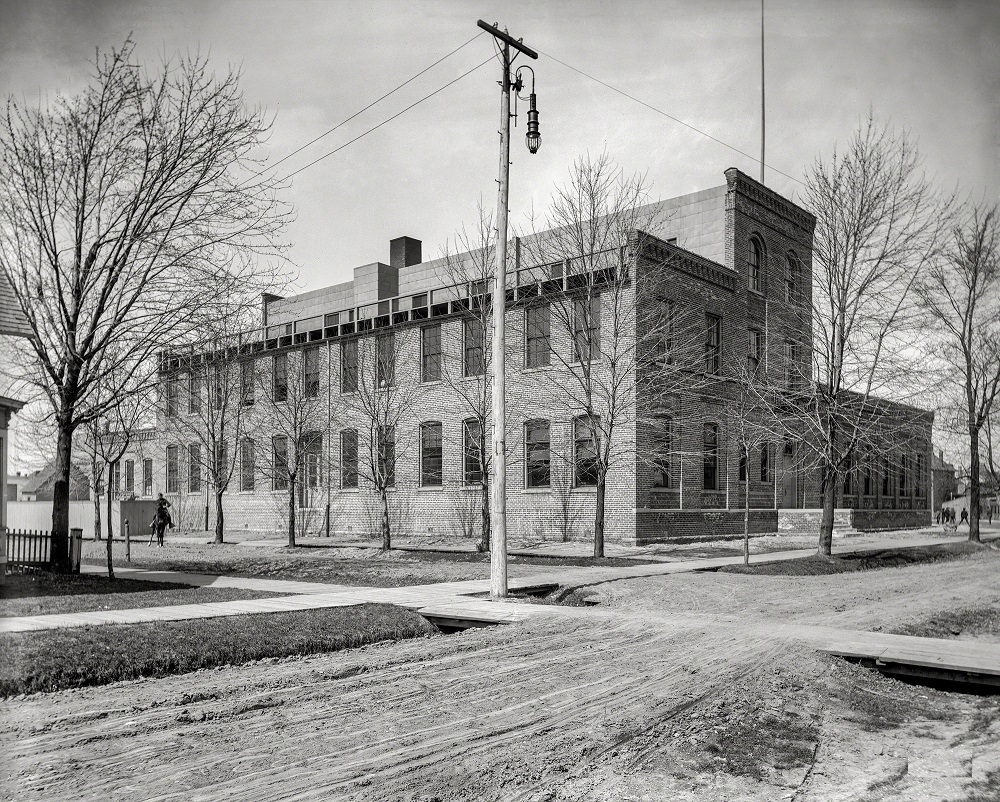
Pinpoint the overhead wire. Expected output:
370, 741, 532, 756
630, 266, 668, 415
255, 31, 485, 182
278, 55, 493, 183
537, 48, 804, 187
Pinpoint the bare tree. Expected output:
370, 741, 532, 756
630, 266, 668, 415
790, 114, 951, 555
917, 202, 1000, 542
437, 208, 499, 552
254, 348, 330, 548
165, 317, 258, 544
521, 153, 691, 557
343, 330, 422, 551
75, 374, 148, 578
0, 39, 290, 571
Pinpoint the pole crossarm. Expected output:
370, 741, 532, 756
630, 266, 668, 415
477, 20, 539, 60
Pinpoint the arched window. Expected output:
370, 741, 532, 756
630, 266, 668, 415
749, 237, 764, 293
785, 252, 799, 302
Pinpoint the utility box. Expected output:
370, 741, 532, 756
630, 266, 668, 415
69, 527, 82, 573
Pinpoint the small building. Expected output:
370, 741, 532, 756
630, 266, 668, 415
932, 449, 958, 512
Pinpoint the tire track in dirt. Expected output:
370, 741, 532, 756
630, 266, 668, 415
3, 614, 784, 802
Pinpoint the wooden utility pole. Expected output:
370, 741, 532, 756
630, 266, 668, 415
477, 20, 538, 599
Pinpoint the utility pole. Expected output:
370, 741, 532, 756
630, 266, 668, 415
477, 20, 539, 599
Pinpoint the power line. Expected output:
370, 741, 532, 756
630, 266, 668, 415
266, 31, 486, 176
538, 48, 804, 187
279, 56, 493, 183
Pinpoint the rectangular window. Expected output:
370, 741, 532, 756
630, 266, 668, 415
376, 333, 395, 387
759, 443, 770, 483
241, 438, 255, 491
420, 422, 443, 486
652, 417, 674, 488
188, 444, 201, 493
214, 440, 227, 484
166, 445, 178, 493
112, 461, 121, 496
272, 436, 289, 491
881, 457, 892, 497
899, 454, 908, 496
525, 420, 551, 488
863, 455, 875, 496
302, 432, 322, 488
210, 366, 224, 410
341, 429, 358, 489
143, 459, 153, 496
165, 378, 178, 418
703, 423, 719, 490
303, 347, 320, 398
341, 340, 358, 393
574, 417, 600, 487
738, 446, 748, 482
748, 329, 762, 374
273, 352, 288, 402
378, 426, 395, 487
188, 373, 201, 414
573, 295, 601, 363
464, 318, 485, 377
525, 304, 551, 368
241, 361, 255, 405
705, 314, 722, 375
463, 418, 483, 485
125, 459, 135, 494
421, 325, 442, 383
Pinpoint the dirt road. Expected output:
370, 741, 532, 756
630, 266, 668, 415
2, 552, 999, 801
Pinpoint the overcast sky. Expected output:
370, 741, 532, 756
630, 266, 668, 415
2, 0, 998, 296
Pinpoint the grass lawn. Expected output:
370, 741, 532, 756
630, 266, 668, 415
81, 541, 654, 587
891, 606, 1000, 640
714, 541, 991, 576
0, 603, 437, 696
0, 572, 279, 618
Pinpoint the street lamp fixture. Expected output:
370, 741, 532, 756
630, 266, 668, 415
526, 93, 540, 154
515, 65, 541, 155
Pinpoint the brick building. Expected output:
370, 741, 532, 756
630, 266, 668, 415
122, 168, 933, 543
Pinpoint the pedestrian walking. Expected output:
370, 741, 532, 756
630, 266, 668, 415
960, 507, 969, 526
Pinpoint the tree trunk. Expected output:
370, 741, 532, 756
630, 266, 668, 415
93, 490, 102, 542
287, 476, 296, 548
214, 489, 225, 544
594, 473, 606, 559
968, 425, 981, 543
478, 476, 491, 553
744, 477, 751, 566
818, 463, 836, 556
105, 519, 115, 580
380, 488, 391, 552
50, 423, 73, 573
107, 463, 114, 541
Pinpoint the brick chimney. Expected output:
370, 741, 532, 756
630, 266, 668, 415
389, 236, 422, 268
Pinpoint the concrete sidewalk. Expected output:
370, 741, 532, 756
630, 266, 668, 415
2, 531, 992, 634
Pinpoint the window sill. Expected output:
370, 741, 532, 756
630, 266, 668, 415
522, 487, 551, 494
571, 485, 597, 492
417, 485, 444, 492
420, 379, 443, 387
459, 483, 484, 491
523, 364, 553, 374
